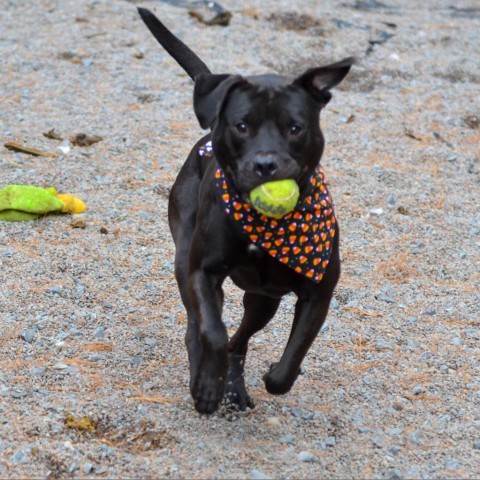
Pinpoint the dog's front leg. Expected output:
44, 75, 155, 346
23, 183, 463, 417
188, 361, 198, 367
189, 267, 228, 414
263, 292, 333, 395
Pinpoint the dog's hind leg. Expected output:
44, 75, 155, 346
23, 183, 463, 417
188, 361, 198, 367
226, 293, 280, 410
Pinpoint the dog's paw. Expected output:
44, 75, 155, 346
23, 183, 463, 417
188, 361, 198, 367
224, 378, 255, 411
263, 362, 300, 395
191, 369, 226, 414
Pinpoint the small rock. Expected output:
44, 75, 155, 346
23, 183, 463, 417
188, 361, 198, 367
250, 470, 271, 479
32, 367, 46, 377
473, 441, 480, 450
47, 286, 63, 295
53, 363, 69, 370
297, 451, 315, 462
71, 217, 87, 229
313, 440, 326, 450
386, 468, 403, 480
100, 444, 115, 457
390, 445, 401, 456
96, 466, 109, 475
144, 337, 157, 347
278, 433, 295, 445
12, 391, 28, 399
68, 463, 79, 474
373, 435, 386, 448
358, 427, 372, 434
409, 430, 422, 445
131, 356, 142, 365
94, 327, 105, 339
445, 459, 459, 470
83, 462, 93, 474
20, 329, 36, 343
10, 450, 28, 464
265, 416, 281, 427
325, 436, 336, 447
412, 385, 424, 395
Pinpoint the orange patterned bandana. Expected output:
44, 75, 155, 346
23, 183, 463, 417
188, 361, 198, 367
200, 141, 336, 283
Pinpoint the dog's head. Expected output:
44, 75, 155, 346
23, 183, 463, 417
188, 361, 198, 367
194, 59, 354, 195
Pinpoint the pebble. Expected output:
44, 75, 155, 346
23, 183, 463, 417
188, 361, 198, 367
445, 459, 459, 470
473, 441, 480, 450
144, 337, 157, 347
83, 462, 93, 474
325, 436, 336, 447
385, 468, 403, 480
94, 327, 105, 339
313, 440, 326, 450
53, 363, 69, 370
409, 430, 422, 445
266, 416, 281, 427
12, 391, 28, 399
20, 329, 36, 343
100, 444, 115, 457
10, 450, 28, 463
412, 385, 424, 395
96, 466, 109, 475
32, 367, 46, 377
375, 285, 395, 303
373, 435, 386, 448
278, 433, 295, 445
250, 470, 271, 479
390, 445, 401, 456
297, 451, 315, 462
131, 356, 142, 365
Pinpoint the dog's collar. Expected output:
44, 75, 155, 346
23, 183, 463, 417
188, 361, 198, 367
199, 141, 336, 283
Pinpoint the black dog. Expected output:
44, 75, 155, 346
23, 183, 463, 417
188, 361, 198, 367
138, 8, 353, 414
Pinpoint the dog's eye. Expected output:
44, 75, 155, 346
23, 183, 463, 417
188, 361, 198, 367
235, 122, 247, 133
289, 124, 303, 136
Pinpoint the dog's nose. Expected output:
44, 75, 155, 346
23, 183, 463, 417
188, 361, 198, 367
253, 154, 279, 178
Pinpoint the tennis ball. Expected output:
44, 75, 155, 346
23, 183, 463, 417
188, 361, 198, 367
249, 179, 300, 219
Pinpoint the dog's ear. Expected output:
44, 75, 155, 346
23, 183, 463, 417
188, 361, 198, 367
194, 74, 245, 129
293, 57, 355, 106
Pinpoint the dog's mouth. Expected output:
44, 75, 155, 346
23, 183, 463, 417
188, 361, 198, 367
225, 163, 313, 202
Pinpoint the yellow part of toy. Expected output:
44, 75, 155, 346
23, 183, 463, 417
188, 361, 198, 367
55, 194, 87, 214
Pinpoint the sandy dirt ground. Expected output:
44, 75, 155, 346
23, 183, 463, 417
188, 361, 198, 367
1, 0, 479, 478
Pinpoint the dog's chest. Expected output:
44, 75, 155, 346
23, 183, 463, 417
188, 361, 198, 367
228, 243, 298, 296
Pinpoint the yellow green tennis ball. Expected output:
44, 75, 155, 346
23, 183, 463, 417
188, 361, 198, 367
249, 179, 300, 219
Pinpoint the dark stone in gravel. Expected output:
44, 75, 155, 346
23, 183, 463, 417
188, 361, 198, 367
131, 356, 142, 365
473, 441, 480, 450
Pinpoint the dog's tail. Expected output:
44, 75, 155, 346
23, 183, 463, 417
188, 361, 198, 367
138, 7, 211, 81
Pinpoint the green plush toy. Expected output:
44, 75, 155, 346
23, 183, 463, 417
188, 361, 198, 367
0, 185, 86, 222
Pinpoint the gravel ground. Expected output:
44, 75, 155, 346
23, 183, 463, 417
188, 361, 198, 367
1, 0, 479, 478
